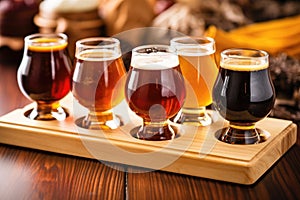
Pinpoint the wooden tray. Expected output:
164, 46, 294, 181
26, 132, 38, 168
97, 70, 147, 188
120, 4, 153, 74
0, 94, 297, 185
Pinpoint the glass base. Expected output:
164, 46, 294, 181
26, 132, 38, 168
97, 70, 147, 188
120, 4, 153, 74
132, 122, 176, 141
215, 126, 270, 144
25, 102, 68, 121
75, 111, 122, 130
171, 107, 212, 126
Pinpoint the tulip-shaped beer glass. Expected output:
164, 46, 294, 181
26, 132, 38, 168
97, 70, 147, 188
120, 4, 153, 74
125, 45, 186, 141
213, 49, 275, 144
72, 37, 126, 130
17, 33, 72, 121
170, 37, 218, 126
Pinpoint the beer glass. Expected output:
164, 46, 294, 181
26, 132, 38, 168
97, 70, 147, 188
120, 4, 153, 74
213, 49, 275, 144
170, 36, 218, 126
72, 37, 126, 130
125, 45, 186, 141
17, 33, 72, 121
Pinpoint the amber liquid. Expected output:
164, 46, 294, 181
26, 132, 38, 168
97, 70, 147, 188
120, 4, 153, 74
72, 50, 126, 112
125, 65, 186, 122
178, 53, 218, 108
18, 39, 72, 103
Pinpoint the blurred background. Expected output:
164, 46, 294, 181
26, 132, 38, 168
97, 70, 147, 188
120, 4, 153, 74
0, 0, 300, 121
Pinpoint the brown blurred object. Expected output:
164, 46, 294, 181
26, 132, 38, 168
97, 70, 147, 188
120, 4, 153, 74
152, 0, 251, 36
269, 53, 300, 101
152, 3, 205, 36
0, 0, 40, 63
34, 3, 105, 58
0, 0, 40, 38
240, 0, 300, 22
151, 0, 300, 36
153, 0, 174, 15
98, 0, 155, 36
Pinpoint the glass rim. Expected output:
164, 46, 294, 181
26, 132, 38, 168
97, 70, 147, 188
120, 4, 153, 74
221, 48, 269, 60
132, 44, 175, 55
170, 36, 215, 55
220, 48, 269, 71
25, 33, 68, 42
170, 36, 215, 47
76, 37, 120, 49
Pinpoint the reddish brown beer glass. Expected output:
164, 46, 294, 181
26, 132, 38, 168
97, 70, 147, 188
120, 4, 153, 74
17, 33, 72, 121
125, 45, 186, 141
72, 37, 126, 129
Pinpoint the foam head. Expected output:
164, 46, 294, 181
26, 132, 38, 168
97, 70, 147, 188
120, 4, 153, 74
26, 33, 68, 52
76, 49, 121, 61
220, 49, 269, 71
131, 45, 179, 70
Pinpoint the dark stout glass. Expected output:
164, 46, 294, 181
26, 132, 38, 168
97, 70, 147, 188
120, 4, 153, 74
125, 45, 186, 141
212, 49, 275, 144
213, 67, 275, 123
17, 33, 72, 120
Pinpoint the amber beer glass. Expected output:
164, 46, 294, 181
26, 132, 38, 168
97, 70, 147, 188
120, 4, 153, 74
170, 37, 218, 126
72, 37, 126, 129
125, 45, 186, 141
17, 33, 72, 120
213, 49, 275, 144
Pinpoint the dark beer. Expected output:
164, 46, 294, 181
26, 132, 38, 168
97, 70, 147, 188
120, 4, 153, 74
18, 37, 72, 103
212, 48, 275, 144
72, 49, 126, 112
213, 62, 275, 124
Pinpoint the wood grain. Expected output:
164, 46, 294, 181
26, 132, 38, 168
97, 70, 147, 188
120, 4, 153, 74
127, 144, 300, 200
0, 144, 125, 200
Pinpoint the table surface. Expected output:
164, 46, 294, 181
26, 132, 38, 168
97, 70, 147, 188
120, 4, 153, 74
0, 49, 300, 200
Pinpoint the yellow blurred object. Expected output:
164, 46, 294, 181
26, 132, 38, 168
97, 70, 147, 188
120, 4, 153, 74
205, 15, 300, 63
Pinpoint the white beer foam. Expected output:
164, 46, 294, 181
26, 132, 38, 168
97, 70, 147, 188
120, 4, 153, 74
40, 0, 99, 13
131, 53, 179, 70
76, 49, 121, 61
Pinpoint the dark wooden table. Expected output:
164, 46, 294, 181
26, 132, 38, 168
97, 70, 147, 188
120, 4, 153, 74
0, 48, 300, 200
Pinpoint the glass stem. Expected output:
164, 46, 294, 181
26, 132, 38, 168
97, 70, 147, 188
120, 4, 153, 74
36, 101, 61, 113
218, 122, 260, 144
86, 110, 114, 123
26, 101, 67, 121
172, 106, 212, 126
137, 120, 175, 141
80, 110, 121, 130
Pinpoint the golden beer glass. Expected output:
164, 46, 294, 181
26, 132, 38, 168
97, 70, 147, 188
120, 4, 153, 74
17, 33, 72, 121
170, 36, 218, 126
125, 45, 186, 141
72, 37, 126, 129
213, 49, 276, 144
